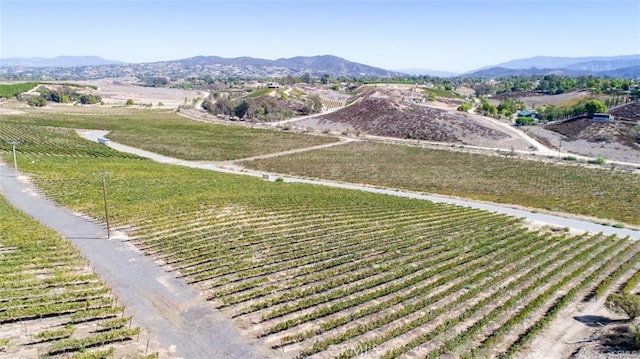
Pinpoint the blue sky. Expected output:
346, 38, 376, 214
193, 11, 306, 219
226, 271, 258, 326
1, 0, 639, 72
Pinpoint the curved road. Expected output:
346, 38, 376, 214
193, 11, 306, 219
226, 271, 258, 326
0, 165, 276, 359
79, 130, 639, 240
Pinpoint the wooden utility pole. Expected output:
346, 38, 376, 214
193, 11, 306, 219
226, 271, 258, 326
101, 172, 111, 239
8, 140, 19, 177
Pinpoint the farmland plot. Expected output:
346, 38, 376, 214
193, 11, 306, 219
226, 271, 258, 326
242, 141, 640, 226
2, 121, 639, 358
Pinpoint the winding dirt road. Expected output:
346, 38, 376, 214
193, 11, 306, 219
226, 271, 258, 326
78, 130, 640, 240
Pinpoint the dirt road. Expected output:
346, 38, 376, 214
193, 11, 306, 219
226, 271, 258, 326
79, 130, 640, 240
0, 165, 277, 359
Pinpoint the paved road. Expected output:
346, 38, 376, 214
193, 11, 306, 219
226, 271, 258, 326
0, 165, 275, 359
79, 130, 640, 240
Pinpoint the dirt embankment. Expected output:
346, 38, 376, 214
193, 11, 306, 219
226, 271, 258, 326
609, 101, 640, 122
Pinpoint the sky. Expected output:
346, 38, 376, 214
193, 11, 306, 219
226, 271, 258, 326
1, 0, 639, 73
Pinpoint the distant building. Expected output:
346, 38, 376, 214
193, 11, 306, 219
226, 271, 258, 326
592, 113, 613, 122
517, 110, 537, 118
267, 83, 280, 89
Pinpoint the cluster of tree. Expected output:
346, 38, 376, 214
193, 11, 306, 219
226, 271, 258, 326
476, 97, 525, 118
40, 86, 78, 103
24, 86, 102, 107
496, 97, 525, 118
536, 75, 636, 95
139, 76, 170, 87
202, 94, 322, 121
468, 75, 637, 97
536, 99, 606, 122
25, 96, 47, 107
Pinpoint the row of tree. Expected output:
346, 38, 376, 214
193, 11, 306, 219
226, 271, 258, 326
24, 87, 102, 107
534, 99, 607, 123
202, 93, 323, 121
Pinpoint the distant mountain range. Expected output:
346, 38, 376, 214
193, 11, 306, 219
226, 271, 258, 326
467, 55, 640, 78
0, 55, 401, 79
1, 54, 639, 80
0, 56, 123, 67
166, 55, 402, 77
394, 68, 460, 77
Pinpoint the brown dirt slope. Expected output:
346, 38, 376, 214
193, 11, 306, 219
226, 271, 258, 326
545, 116, 640, 149
609, 100, 640, 122
318, 90, 509, 144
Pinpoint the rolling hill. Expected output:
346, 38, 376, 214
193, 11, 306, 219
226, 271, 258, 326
0, 56, 123, 67
467, 55, 640, 78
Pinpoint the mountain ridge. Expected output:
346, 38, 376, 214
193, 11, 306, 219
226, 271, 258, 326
0, 55, 124, 67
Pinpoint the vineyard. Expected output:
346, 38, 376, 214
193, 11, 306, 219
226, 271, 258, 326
321, 100, 345, 110
2, 122, 639, 358
1, 108, 338, 161
0, 123, 142, 159
241, 141, 640, 226
0, 195, 151, 358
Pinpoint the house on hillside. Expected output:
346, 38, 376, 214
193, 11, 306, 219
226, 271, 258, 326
592, 113, 613, 122
517, 110, 537, 119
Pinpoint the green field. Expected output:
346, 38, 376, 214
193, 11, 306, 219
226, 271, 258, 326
1, 109, 337, 160
0, 82, 38, 98
1, 121, 639, 358
241, 141, 640, 226
0, 194, 143, 358
422, 87, 462, 99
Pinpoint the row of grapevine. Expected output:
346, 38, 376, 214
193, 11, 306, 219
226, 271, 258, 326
5, 120, 638, 358
0, 194, 153, 358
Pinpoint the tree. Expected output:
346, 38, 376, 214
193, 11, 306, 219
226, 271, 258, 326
320, 74, 330, 85
234, 100, 251, 119
584, 99, 606, 116
515, 117, 534, 126
301, 72, 312, 84
79, 94, 101, 105
26, 96, 47, 107
606, 292, 640, 320
457, 102, 472, 112
125, 99, 134, 106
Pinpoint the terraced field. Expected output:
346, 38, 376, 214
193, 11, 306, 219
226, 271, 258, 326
2, 121, 639, 358
241, 141, 640, 226
0, 195, 151, 358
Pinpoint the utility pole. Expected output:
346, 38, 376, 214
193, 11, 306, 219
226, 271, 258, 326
100, 172, 111, 239
8, 140, 19, 177
558, 137, 562, 158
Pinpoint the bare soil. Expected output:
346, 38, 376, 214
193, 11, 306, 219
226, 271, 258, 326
77, 78, 209, 108
490, 90, 591, 108
309, 88, 533, 150
609, 101, 640, 121
528, 117, 640, 163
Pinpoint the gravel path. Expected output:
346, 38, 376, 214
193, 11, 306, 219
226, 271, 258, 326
79, 130, 640, 240
0, 165, 276, 359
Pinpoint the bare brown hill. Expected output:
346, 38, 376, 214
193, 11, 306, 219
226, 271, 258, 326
608, 100, 640, 122
317, 90, 516, 146
545, 117, 640, 149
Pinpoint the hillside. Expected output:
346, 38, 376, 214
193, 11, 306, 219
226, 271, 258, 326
0, 55, 402, 80
313, 88, 532, 150
467, 55, 640, 78
474, 55, 640, 71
